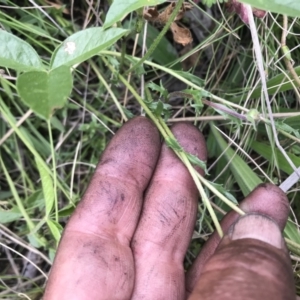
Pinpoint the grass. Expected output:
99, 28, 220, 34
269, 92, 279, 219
1, 0, 300, 298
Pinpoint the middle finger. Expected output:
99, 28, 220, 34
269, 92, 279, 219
131, 122, 207, 300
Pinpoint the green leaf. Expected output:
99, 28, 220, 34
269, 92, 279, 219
16, 66, 73, 119
47, 219, 63, 242
0, 206, 22, 224
182, 89, 204, 114
239, 0, 300, 18
209, 182, 238, 204
250, 141, 300, 175
147, 100, 172, 119
202, 0, 227, 8
165, 136, 208, 173
58, 204, 76, 218
48, 248, 56, 263
50, 27, 129, 69
231, 66, 300, 103
103, 0, 167, 29
173, 70, 205, 88
276, 120, 300, 139
284, 220, 300, 245
27, 232, 46, 248
210, 123, 262, 196
281, 45, 292, 61
165, 137, 183, 152
147, 81, 168, 99
284, 220, 300, 256
35, 157, 54, 218
185, 152, 208, 175
136, 23, 179, 68
0, 30, 44, 71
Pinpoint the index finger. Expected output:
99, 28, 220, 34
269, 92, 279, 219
44, 117, 161, 299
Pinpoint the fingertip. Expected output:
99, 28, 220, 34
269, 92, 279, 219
240, 183, 289, 230
189, 212, 294, 300
98, 116, 161, 188
186, 183, 290, 294
171, 122, 207, 175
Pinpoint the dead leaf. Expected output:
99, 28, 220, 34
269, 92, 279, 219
143, 3, 194, 24
143, 4, 194, 46
143, 6, 160, 22
45, 0, 69, 14
170, 22, 193, 46
175, 3, 194, 21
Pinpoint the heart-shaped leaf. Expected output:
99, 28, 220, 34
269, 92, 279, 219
50, 27, 129, 69
103, 0, 167, 29
16, 66, 73, 119
240, 0, 300, 17
0, 30, 44, 71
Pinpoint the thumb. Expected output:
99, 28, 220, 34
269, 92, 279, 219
188, 213, 295, 300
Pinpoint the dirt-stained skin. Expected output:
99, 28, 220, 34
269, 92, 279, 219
44, 117, 295, 300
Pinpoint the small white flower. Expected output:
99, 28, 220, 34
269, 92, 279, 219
64, 41, 76, 55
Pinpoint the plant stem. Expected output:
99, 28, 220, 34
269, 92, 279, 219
103, 50, 300, 143
104, 56, 227, 236
197, 175, 245, 216
90, 60, 128, 121
48, 119, 58, 222
102, 50, 248, 112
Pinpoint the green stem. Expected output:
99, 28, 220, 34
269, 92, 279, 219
102, 50, 300, 143
159, 118, 224, 236
90, 60, 128, 121
102, 50, 248, 112
181, 154, 224, 237
103, 56, 243, 238
197, 175, 245, 216
47, 120, 58, 222
102, 56, 167, 136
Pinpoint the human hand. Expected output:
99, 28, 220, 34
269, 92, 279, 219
44, 117, 295, 300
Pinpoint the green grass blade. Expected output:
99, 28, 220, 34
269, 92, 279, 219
251, 141, 300, 175
35, 158, 54, 218
210, 123, 262, 196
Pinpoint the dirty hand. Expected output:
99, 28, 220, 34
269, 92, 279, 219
44, 117, 295, 300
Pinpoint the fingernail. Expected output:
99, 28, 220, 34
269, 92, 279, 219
227, 213, 284, 249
